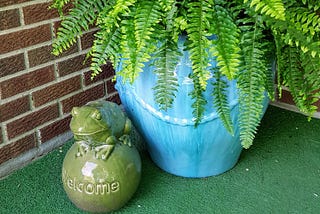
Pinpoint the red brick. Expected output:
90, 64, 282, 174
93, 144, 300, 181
0, 133, 36, 165
103, 62, 116, 77
83, 69, 108, 87
276, 89, 295, 105
57, 54, 90, 77
0, 0, 31, 7
0, 127, 3, 144
0, 65, 55, 99
53, 17, 86, 37
314, 100, 320, 111
83, 70, 105, 86
28, 44, 78, 67
61, 84, 105, 114
106, 79, 117, 94
0, 24, 51, 54
0, 96, 30, 123
81, 30, 97, 50
6, 104, 59, 140
84, 63, 115, 85
107, 93, 121, 105
0, 9, 20, 30
0, 0, 32, 7
0, 53, 25, 78
39, 116, 71, 143
88, 62, 114, 83
23, 2, 59, 25
53, 20, 62, 36
32, 76, 81, 107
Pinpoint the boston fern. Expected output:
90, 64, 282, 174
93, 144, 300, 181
52, 0, 320, 149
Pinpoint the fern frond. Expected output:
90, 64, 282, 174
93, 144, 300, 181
51, 0, 73, 16
119, 18, 140, 83
186, 0, 214, 90
96, 0, 136, 30
134, 0, 162, 50
89, 0, 136, 78
190, 73, 208, 126
279, 46, 307, 112
237, 17, 269, 149
291, 10, 320, 37
300, 0, 320, 11
286, 8, 320, 57
274, 1, 320, 116
185, 0, 214, 123
272, 31, 283, 99
159, 0, 176, 12
261, 37, 275, 100
279, 45, 320, 116
244, 0, 286, 20
52, 0, 107, 55
160, 0, 182, 40
90, 27, 122, 78
118, 0, 163, 83
270, 5, 320, 58
152, 40, 180, 110
152, 1, 180, 110
301, 54, 320, 96
300, 52, 320, 115
212, 71, 234, 135
211, 4, 241, 80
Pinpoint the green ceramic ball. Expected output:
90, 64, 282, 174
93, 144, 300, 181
62, 142, 141, 213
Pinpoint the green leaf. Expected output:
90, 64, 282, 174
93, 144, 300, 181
246, 0, 286, 20
152, 39, 180, 110
52, 0, 108, 55
211, 4, 241, 80
211, 71, 234, 135
237, 17, 269, 149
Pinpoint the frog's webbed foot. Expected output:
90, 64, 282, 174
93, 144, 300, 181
76, 141, 90, 157
94, 136, 117, 160
95, 144, 115, 160
119, 134, 132, 147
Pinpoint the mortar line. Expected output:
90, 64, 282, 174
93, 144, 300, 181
0, 0, 52, 12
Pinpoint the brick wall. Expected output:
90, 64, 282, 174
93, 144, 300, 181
0, 0, 119, 168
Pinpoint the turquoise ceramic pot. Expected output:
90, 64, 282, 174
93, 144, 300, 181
115, 37, 269, 178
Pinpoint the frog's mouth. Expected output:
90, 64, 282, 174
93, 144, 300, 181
72, 129, 109, 136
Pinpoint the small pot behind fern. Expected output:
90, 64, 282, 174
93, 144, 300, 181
52, 0, 320, 177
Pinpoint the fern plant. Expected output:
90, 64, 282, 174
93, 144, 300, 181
52, 0, 320, 149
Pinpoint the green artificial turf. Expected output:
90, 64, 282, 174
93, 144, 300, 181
0, 106, 320, 213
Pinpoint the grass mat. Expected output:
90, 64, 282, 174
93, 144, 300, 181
0, 106, 320, 213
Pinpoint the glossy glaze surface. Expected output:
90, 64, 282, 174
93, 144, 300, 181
116, 37, 269, 177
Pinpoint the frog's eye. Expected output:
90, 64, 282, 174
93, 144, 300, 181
71, 107, 79, 117
92, 110, 102, 120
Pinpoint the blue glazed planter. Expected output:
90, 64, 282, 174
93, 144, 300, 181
115, 38, 269, 178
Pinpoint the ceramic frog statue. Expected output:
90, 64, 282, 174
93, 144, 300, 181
70, 101, 132, 160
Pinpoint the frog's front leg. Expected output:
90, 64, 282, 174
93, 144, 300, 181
119, 134, 132, 147
76, 141, 90, 157
94, 136, 116, 160
123, 118, 132, 135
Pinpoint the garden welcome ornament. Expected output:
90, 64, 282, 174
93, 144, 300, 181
62, 101, 141, 213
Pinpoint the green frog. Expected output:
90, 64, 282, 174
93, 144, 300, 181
70, 100, 132, 160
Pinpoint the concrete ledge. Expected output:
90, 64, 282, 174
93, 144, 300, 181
270, 101, 320, 119
0, 131, 73, 179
